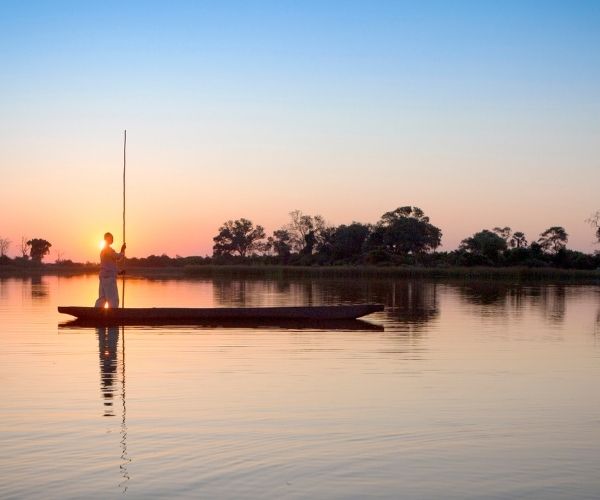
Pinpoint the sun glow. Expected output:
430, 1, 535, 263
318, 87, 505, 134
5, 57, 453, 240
99, 240, 105, 250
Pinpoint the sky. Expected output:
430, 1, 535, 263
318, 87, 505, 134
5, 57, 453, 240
1, 1, 599, 262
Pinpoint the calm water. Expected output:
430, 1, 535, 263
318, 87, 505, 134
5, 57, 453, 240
1, 275, 599, 499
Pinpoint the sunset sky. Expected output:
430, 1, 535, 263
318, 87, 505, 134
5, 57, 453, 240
1, 1, 599, 262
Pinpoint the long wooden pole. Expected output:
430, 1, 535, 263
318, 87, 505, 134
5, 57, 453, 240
120, 132, 130, 491
123, 129, 127, 245
122, 130, 126, 308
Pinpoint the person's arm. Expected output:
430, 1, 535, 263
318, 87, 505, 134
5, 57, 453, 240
116, 243, 126, 261
109, 244, 126, 261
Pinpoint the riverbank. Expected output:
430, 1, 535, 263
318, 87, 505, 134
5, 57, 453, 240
2, 263, 600, 283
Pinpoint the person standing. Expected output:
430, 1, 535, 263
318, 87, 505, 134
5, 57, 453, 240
95, 232, 126, 308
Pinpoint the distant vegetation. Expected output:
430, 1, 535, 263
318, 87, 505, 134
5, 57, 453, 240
0, 237, 53, 266
205, 206, 600, 271
1, 207, 600, 272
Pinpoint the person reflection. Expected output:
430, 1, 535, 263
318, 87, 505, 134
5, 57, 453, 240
96, 326, 120, 417
96, 326, 131, 490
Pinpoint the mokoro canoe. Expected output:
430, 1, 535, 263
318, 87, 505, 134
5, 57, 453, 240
57, 304, 384, 324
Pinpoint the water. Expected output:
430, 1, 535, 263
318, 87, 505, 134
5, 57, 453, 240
1, 275, 599, 499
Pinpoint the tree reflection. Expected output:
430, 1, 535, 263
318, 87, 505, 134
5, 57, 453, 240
21, 276, 49, 301
385, 281, 439, 328
31, 276, 48, 299
542, 285, 566, 324
212, 276, 439, 333
455, 282, 566, 324
457, 282, 515, 306
213, 277, 335, 307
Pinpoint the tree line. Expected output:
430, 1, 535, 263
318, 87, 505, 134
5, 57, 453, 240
211, 207, 600, 269
2, 208, 599, 270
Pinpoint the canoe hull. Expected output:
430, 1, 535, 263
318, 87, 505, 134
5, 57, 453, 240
57, 304, 384, 324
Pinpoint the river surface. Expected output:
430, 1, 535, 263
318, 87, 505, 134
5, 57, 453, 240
1, 275, 599, 499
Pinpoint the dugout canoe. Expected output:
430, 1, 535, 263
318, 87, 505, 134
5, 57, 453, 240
57, 304, 384, 324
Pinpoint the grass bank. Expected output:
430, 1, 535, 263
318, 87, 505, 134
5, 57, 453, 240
179, 265, 600, 283
2, 263, 599, 284
0, 263, 99, 277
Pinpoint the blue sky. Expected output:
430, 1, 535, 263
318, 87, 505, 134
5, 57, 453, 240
1, 1, 599, 259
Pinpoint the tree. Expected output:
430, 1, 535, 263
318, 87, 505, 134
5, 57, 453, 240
0, 237, 10, 257
460, 230, 507, 261
270, 229, 293, 257
587, 211, 600, 243
55, 250, 66, 264
27, 238, 52, 262
212, 219, 266, 257
328, 223, 371, 260
493, 226, 512, 243
374, 206, 442, 254
20, 236, 30, 259
315, 225, 336, 255
509, 231, 528, 248
285, 210, 329, 254
537, 226, 568, 254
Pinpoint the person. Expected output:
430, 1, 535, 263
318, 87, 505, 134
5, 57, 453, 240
94, 232, 126, 308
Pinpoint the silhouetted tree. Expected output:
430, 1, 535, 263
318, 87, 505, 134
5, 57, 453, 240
328, 223, 371, 260
0, 237, 10, 257
509, 231, 528, 248
55, 250, 66, 264
587, 211, 600, 244
553, 248, 596, 270
301, 230, 317, 255
212, 219, 266, 257
315, 225, 336, 255
27, 238, 52, 262
20, 236, 29, 259
493, 226, 512, 243
529, 241, 545, 259
284, 210, 329, 254
538, 226, 568, 254
270, 229, 293, 257
460, 230, 507, 261
372, 206, 442, 255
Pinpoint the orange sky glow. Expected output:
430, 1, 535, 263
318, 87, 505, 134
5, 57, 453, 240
1, 3, 599, 262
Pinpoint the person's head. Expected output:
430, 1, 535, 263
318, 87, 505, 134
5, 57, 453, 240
104, 232, 114, 245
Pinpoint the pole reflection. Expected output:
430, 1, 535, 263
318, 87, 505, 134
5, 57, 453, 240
96, 326, 131, 492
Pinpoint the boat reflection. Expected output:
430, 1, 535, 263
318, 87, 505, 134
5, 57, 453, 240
62, 317, 383, 331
